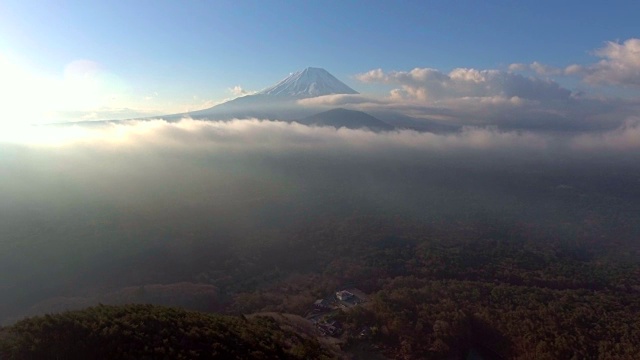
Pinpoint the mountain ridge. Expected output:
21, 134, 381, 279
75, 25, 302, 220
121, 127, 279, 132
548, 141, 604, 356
297, 108, 394, 132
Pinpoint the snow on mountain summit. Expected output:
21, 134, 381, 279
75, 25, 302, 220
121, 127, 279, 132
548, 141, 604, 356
258, 67, 358, 98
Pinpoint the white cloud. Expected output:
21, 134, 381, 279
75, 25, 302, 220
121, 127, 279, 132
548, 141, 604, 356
564, 64, 584, 76
508, 63, 528, 72
566, 38, 640, 87
6, 118, 640, 155
356, 67, 571, 102
509, 62, 562, 76
355, 68, 387, 82
0, 118, 552, 155
530, 61, 562, 76
228, 85, 254, 96
296, 94, 385, 107
353, 39, 640, 131
571, 117, 640, 151
349, 67, 606, 130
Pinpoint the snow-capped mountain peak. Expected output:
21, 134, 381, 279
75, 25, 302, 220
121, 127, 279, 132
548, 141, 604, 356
258, 67, 358, 98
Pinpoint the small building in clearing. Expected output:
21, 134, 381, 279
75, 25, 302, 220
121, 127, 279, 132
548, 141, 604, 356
336, 290, 354, 301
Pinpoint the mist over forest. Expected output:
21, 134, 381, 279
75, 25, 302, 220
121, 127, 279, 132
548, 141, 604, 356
2, 118, 640, 329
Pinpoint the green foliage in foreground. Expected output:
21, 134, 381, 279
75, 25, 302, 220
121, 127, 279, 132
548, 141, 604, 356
0, 304, 331, 360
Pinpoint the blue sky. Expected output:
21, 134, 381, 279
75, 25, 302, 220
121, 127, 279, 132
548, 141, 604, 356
1, 0, 639, 123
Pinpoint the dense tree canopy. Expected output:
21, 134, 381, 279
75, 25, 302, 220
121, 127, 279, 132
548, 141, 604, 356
0, 304, 334, 360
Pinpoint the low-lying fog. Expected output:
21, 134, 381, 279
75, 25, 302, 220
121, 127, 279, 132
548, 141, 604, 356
1, 118, 639, 324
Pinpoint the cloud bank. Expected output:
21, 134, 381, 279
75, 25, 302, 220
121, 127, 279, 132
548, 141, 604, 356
356, 67, 571, 102
509, 38, 640, 88
5, 118, 640, 161
339, 39, 640, 132
351, 67, 629, 131
335, 38, 640, 132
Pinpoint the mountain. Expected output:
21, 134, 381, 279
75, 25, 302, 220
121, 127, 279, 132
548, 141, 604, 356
297, 108, 394, 132
258, 67, 358, 98
369, 110, 461, 133
72, 67, 457, 133
180, 67, 357, 121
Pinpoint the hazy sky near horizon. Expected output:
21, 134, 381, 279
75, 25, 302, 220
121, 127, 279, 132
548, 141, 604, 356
1, 1, 640, 124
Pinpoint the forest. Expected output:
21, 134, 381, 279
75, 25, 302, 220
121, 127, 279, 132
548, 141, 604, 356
0, 304, 337, 359
2, 212, 640, 359
225, 216, 640, 359
2, 123, 640, 359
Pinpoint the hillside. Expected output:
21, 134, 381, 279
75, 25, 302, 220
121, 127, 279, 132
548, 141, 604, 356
0, 304, 337, 360
298, 108, 394, 131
